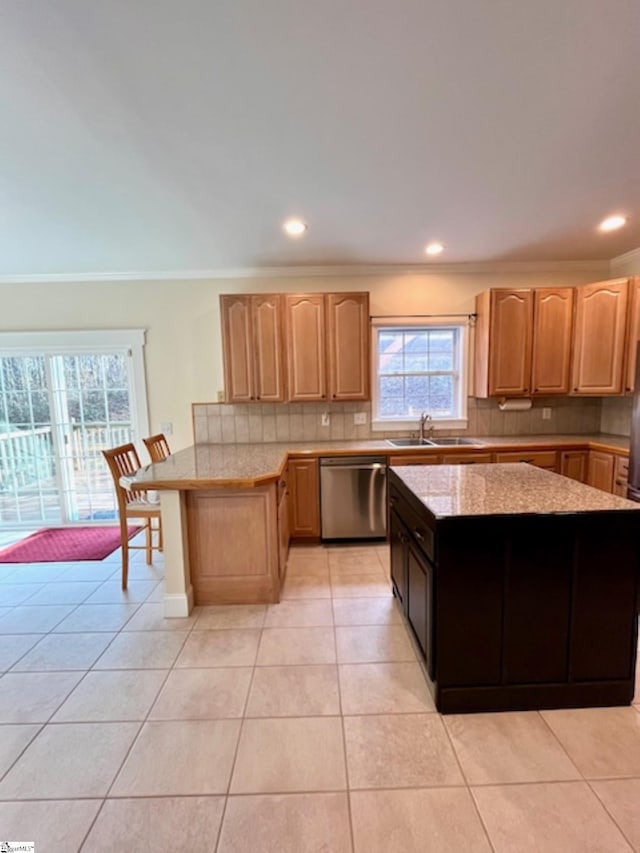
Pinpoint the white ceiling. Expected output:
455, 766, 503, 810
1, 0, 640, 276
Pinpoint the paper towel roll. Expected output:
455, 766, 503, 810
497, 398, 532, 412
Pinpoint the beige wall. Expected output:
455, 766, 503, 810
610, 248, 640, 277
0, 267, 609, 449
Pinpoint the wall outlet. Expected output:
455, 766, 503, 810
216, 390, 225, 402
321, 412, 330, 427
542, 407, 552, 420
354, 412, 367, 425
160, 421, 173, 435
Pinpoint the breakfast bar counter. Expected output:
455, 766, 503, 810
389, 463, 640, 713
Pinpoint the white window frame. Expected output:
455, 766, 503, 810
370, 317, 469, 432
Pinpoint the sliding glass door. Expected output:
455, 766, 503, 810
0, 331, 148, 528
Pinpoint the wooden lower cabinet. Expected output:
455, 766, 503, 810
389, 454, 442, 466
494, 450, 557, 471
288, 458, 320, 538
587, 451, 615, 493
560, 450, 588, 483
441, 452, 492, 464
613, 455, 630, 498
187, 485, 280, 604
406, 539, 434, 676
389, 507, 408, 608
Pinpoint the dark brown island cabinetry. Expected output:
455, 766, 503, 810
389, 464, 639, 713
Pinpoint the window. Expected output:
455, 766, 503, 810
371, 321, 468, 430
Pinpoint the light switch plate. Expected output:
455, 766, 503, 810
542, 407, 552, 420
217, 390, 225, 402
321, 412, 330, 426
160, 421, 173, 435
354, 412, 367, 425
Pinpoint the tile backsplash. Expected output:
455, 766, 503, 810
192, 397, 604, 445
600, 397, 633, 437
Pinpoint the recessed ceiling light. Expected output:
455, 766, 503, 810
283, 218, 307, 237
598, 214, 627, 232
425, 242, 445, 256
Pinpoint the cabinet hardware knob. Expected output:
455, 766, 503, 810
413, 529, 424, 541
574, 387, 578, 392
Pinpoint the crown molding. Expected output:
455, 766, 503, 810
0, 259, 611, 284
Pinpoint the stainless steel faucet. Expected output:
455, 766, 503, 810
419, 412, 433, 442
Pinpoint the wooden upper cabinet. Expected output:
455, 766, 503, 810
252, 294, 286, 402
571, 278, 629, 395
474, 289, 533, 397
221, 290, 370, 404
531, 288, 574, 394
220, 294, 285, 403
623, 277, 640, 394
285, 294, 327, 401
489, 290, 533, 395
327, 293, 370, 401
220, 295, 255, 402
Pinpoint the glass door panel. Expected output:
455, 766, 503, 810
50, 353, 134, 523
0, 355, 61, 526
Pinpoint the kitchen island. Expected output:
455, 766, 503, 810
389, 463, 640, 713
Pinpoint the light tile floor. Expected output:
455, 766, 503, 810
0, 538, 638, 851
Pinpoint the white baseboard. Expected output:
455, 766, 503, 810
164, 586, 194, 618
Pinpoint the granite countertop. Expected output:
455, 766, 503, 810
127, 433, 631, 490
391, 463, 640, 518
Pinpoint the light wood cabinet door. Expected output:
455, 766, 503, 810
488, 290, 533, 396
587, 450, 615, 493
327, 293, 370, 401
220, 295, 255, 402
252, 294, 286, 402
571, 279, 629, 394
441, 452, 493, 464
288, 458, 320, 537
560, 450, 588, 483
494, 450, 558, 471
613, 454, 630, 497
389, 454, 442, 466
531, 288, 574, 395
285, 295, 327, 401
623, 277, 640, 394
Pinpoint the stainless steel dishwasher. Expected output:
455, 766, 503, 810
320, 456, 387, 540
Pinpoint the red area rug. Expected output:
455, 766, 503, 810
0, 526, 141, 563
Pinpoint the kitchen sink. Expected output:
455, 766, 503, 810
386, 437, 481, 448
427, 437, 480, 446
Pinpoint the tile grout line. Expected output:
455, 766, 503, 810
332, 585, 357, 853
439, 717, 497, 853
76, 571, 189, 851
537, 710, 639, 850
213, 608, 266, 853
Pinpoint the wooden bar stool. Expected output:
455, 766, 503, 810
143, 433, 171, 463
102, 443, 162, 589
